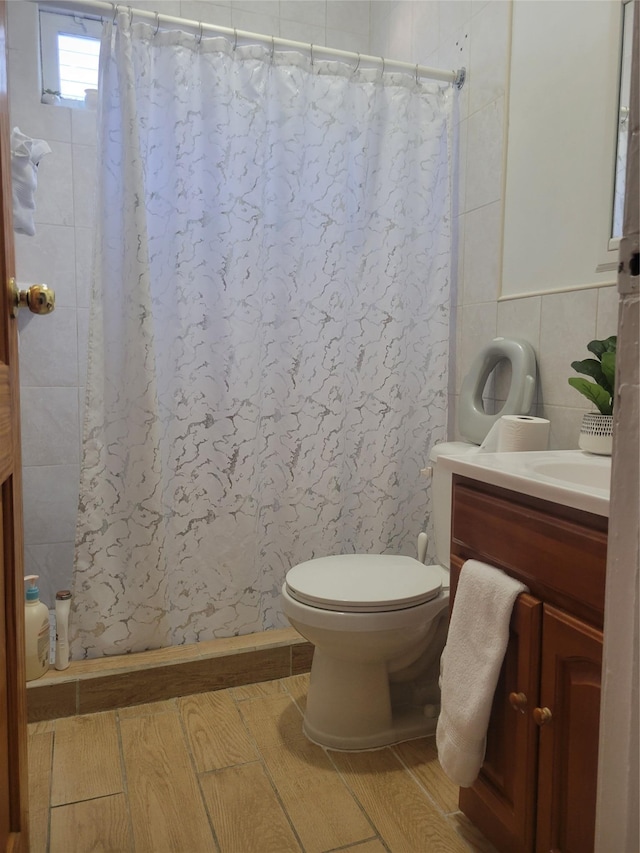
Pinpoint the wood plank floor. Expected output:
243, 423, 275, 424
28, 673, 497, 853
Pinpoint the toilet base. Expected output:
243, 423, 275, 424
303, 704, 439, 751
301, 645, 441, 751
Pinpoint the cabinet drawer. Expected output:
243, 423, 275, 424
451, 477, 607, 628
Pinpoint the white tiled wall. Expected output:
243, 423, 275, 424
370, 0, 620, 450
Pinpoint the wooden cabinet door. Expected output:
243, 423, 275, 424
535, 605, 602, 853
0, 1, 29, 849
459, 592, 542, 853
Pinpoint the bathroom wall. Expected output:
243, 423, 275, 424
9, 0, 625, 606
8, 0, 372, 606
369, 0, 620, 449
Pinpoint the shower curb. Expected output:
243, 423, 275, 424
26, 628, 313, 722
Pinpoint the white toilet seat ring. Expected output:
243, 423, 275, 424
281, 583, 448, 633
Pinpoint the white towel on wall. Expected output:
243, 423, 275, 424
436, 559, 528, 788
10, 127, 51, 236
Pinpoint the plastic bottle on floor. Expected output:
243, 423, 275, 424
24, 575, 50, 681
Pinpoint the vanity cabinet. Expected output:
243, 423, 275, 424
449, 475, 607, 853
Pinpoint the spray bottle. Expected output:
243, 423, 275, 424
24, 575, 50, 681
54, 590, 72, 670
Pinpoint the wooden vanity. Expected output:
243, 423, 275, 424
449, 474, 608, 853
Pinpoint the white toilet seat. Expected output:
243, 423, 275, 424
285, 554, 442, 613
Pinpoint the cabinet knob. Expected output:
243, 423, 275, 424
509, 692, 528, 713
533, 706, 553, 726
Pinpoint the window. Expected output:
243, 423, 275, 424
39, 9, 102, 106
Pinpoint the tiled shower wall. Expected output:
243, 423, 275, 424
8, 0, 372, 606
369, 0, 620, 449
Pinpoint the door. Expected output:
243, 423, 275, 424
0, 1, 29, 850
535, 605, 603, 853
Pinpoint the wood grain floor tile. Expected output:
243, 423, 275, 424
199, 762, 301, 852
339, 840, 388, 853
119, 709, 214, 852
448, 812, 501, 853
49, 793, 132, 853
240, 695, 374, 853
331, 747, 470, 853
282, 672, 309, 713
51, 711, 122, 806
178, 689, 257, 772
28, 719, 55, 735
117, 698, 177, 719
232, 678, 289, 701
28, 730, 53, 853
393, 736, 460, 814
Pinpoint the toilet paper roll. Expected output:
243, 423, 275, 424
479, 415, 550, 452
495, 415, 550, 452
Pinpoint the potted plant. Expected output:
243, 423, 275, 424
568, 335, 616, 455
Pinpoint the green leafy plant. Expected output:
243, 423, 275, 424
42, 89, 61, 96
568, 336, 616, 415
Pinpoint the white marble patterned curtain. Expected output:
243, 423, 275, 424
70, 12, 453, 658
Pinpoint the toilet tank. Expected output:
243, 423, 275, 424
429, 442, 479, 569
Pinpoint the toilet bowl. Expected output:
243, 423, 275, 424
282, 556, 449, 749
282, 338, 538, 750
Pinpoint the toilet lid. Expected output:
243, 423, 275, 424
285, 555, 442, 612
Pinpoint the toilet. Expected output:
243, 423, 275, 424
282, 338, 537, 750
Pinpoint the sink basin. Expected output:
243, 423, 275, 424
440, 449, 611, 517
527, 458, 611, 491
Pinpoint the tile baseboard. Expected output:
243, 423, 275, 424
27, 628, 314, 722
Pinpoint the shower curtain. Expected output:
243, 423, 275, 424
71, 11, 453, 658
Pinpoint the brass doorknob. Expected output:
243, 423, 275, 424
11, 278, 55, 317
533, 707, 553, 726
509, 691, 528, 713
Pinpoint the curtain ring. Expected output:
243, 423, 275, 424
381, 56, 385, 75
233, 28, 238, 51
197, 21, 203, 44
112, 3, 118, 23
127, 6, 133, 24
270, 36, 275, 61
153, 11, 160, 36
310, 43, 314, 66
415, 63, 419, 84
353, 52, 361, 74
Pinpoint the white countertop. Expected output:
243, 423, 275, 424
439, 449, 611, 518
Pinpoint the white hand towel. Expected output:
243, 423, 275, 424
436, 559, 527, 787
11, 127, 51, 236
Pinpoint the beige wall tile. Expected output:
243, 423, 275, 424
539, 288, 598, 409
462, 201, 502, 305
596, 285, 620, 340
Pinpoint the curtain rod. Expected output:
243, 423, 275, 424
37, 0, 466, 88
